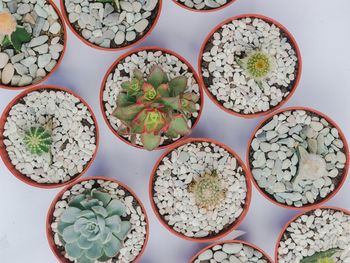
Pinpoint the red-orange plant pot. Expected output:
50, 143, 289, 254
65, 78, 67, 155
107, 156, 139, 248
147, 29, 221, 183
198, 14, 302, 119
59, 0, 162, 51
46, 176, 149, 262
246, 106, 349, 210
172, 0, 237, 13
189, 240, 273, 262
0, 85, 99, 189
149, 137, 252, 243
0, 0, 67, 90
100, 46, 204, 150
275, 206, 350, 262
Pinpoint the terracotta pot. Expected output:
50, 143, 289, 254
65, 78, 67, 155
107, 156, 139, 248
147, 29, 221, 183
46, 176, 149, 263
189, 239, 273, 263
172, 0, 237, 13
0, 0, 67, 90
59, 0, 162, 51
0, 85, 99, 189
198, 14, 302, 119
149, 137, 252, 242
100, 46, 204, 150
275, 206, 350, 262
246, 106, 349, 210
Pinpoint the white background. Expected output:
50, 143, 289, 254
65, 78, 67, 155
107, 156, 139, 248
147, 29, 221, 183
1, 0, 350, 262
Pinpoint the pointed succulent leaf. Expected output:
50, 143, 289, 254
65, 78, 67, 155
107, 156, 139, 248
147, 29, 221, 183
143, 83, 158, 101
117, 93, 135, 107
121, 81, 131, 90
133, 69, 143, 80
11, 26, 31, 51
80, 199, 100, 210
77, 254, 94, 263
113, 221, 131, 240
157, 83, 170, 97
78, 210, 95, 219
106, 199, 126, 216
85, 241, 103, 260
62, 225, 80, 243
181, 99, 196, 113
65, 242, 83, 259
92, 190, 112, 207
113, 104, 145, 121
61, 207, 82, 223
2, 35, 12, 49
147, 65, 167, 87
141, 133, 161, 151
58, 221, 71, 235
301, 249, 340, 263
169, 76, 187, 96
130, 109, 148, 134
77, 235, 93, 249
160, 97, 181, 111
167, 115, 190, 136
103, 235, 122, 258
105, 215, 122, 232
68, 194, 86, 210
74, 217, 89, 232
144, 110, 166, 133
182, 92, 199, 103
91, 206, 108, 218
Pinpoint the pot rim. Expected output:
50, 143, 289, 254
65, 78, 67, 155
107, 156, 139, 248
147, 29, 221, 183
172, 0, 237, 13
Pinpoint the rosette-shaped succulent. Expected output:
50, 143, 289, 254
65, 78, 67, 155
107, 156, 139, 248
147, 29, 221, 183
113, 65, 199, 151
23, 126, 52, 155
0, 10, 31, 52
301, 248, 340, 263
58, 190, 131, 263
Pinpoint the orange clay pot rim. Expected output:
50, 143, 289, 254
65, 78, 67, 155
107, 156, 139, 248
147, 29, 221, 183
198, 13, 303, 119
99, 46, 205, 151
189, 239, 274, 263
0, 0, 67, 90
148, 137, 252, 243
246, 106, 350, 210
0, 85, 100, 189
46, 176, 149, 263
274, 205, 350, 263
59, 0, 162, 51
172, 0, 237, 13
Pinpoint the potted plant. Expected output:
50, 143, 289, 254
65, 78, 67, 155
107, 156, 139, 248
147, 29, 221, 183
190, 240, 273, 262
100, 46, 204, 151
276, 206, 350, 262
46, 176, 149, 263
149, 137, 252, 242
0, 0, 66, 89
198, 14, 302, 118
0, 85, 99, 188
59, 0, 162, 51
172, 0, 237, 12
247, 107, 349, 209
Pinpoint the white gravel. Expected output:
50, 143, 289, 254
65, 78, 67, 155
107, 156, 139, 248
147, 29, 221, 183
277, 208, 350, 263
201, 16, 299, 115
0, 0, 65, 87
64, 0, 159, 48
50, 178, 148, 263
3, 89, 97, 184
102, 49, 201, 147
249, 109, 348, 207
175, 0, 233, 10
152, 141, 248, 238
193, 242, 271, 263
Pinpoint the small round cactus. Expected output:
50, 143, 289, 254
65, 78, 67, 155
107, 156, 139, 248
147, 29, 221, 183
240, 50, 274, 80
188, 171, 226, 210
23, 126, 52, 155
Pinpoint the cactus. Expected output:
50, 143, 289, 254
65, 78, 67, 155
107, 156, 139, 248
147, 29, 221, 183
0, 10, 32, 52
23, 126, 52, 155
188, 171, 226, 210
113, 65, 199, 151
301, 248, 340, 263
58, 189, 131, 263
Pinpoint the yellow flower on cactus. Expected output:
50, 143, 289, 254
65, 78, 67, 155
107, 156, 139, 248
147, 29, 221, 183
0, 11, 17, 36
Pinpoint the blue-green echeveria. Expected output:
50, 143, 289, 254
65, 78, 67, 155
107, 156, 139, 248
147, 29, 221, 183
57, 189, 131, 263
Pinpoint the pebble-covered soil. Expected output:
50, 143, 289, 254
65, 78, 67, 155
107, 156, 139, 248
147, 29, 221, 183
192, 242, 271, 263
277, 208, 350, 263
50, 179, 148, 262
152, 140, 248, 239
0, 0, 65, 87
201, 16, 299, 115
3, 89, 97, 184
249, 109, 348, 207
64, 0, 159, 48
102, 49, 201, 147
175, 0, 234, 11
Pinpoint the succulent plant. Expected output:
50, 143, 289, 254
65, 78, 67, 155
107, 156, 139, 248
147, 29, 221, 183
58, 189, 131, 263
301, 248, 340, 263
113, 65, 199, 151
188, 171, 226, 210
0, 10, 32, 52
23, 126, 52, 155
95, 0, 121, 12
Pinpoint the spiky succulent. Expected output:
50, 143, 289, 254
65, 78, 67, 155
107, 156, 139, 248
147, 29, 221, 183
23, 126, 52, 155
113, 65, 199, 151
188, 171, 226, 210
237, 50, 275, 83
95, 0, 121, 12
301, 248, 340, 263
57, 190, 131, 263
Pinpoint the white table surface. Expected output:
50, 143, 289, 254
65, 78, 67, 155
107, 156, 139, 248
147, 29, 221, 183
1, 0, 350, 262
